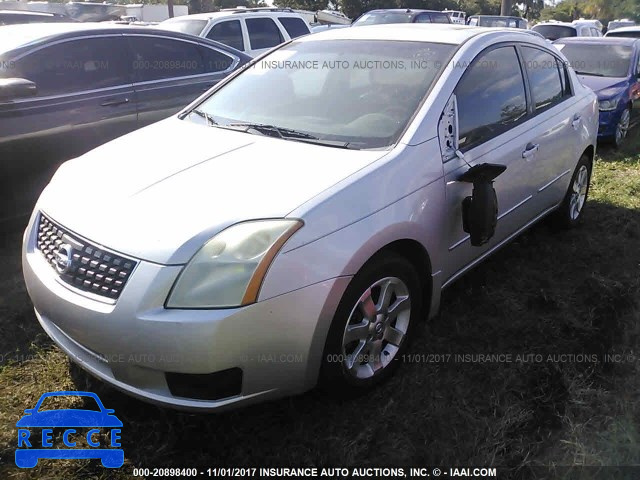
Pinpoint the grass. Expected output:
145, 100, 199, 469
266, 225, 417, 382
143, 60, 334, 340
1, 135, 639, 479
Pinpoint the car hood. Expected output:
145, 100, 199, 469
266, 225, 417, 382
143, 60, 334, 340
16, 410, 122, 427
577, 75, 628, 98
39, 117, 386, 265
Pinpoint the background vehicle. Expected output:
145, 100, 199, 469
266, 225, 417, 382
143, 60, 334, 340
605, 26, 640, 38
310, 23, 349, 33
466, 15, 528, 29
443, 9, 465, 24
608, 19, 636, 31
0, 23, 250, 222
533, 20, 603, 40
160, 7, 311, 57
23, 25, 597, 412
554, 37, 640, 147
0, 9, 73, 25
352, 9, 451, 26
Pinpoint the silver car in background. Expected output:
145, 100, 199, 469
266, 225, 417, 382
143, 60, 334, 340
23, 25, 598, 411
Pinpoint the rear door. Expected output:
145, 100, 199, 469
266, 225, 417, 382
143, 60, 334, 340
518, 44, 580, 211
126, 34, 238, 128
0, 35, 135, 219
442, 45, 538, 281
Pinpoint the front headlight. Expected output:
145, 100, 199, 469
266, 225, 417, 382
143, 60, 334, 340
166, 219, 303, 308
599, 98, 619, 111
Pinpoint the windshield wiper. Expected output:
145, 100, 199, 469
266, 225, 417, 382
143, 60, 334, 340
574, 71, 605, 77
191, 109, 217, 126
227, 122, 319, 140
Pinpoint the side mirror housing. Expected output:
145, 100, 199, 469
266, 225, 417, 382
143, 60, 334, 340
0, 78, 37, 101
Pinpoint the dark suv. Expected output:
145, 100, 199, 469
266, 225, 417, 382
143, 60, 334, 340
352, 9, 451, 26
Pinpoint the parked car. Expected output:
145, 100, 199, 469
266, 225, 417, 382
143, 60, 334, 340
0, 9, 75, 25
607, 19, 636, 32
310, 23, 349, 33
23, 24, 597, 412
352, 9, 451, 26
605, 26, 640, 38
533, 20, 603, 40
554, 37, 640, 147
160, 7, 311, 57
466, 15, 528, 29
0, 23, 250, 222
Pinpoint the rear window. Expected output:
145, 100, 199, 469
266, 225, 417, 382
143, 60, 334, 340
556, 43, 632, 78
278, 17, 310, 38
160, 19, 207, 36
429, 13, 451, 24
606, 30, 640, 38
532, 25, 577, 40
353, 12, 413, 26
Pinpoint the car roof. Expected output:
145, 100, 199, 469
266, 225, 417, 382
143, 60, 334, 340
555, 36, 640, 46
0, 22, 250, 57
162, 10, 302, 22
296, 23, 539, 45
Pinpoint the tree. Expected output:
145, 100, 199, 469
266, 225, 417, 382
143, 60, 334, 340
275, 0, 329, 10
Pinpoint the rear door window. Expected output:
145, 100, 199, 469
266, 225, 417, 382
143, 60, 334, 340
129, 36, 204, 82
246, 17, 283, 50
206, 20, 244, 51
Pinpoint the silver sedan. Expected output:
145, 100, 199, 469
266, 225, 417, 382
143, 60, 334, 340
22, 25, 598, 411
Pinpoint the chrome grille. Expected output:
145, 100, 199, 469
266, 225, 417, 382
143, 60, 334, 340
36, 214, 137, 300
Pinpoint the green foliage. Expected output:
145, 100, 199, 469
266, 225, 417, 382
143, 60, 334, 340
274, 0, 329, 11
539, 0, 640, 25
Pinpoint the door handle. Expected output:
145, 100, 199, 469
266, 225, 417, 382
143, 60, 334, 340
571, 115, 582, 129
100, 98, 130, 107
522, 143, 539, 159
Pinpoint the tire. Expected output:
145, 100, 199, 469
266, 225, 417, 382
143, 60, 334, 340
549, 154, 592, 230
319, 252, 423, 395
613, 107, 631, 149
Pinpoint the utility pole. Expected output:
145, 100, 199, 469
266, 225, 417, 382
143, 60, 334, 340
501, 0, 512, 16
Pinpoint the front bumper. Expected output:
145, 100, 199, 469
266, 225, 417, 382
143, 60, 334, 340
597, 109, 620, 138
23, 214, 349, 411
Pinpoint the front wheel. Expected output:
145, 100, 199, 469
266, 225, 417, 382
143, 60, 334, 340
319, 253, 422, 394
549, 154, 592, 229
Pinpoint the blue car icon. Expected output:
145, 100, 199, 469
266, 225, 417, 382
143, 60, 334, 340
15, 391, 123, 468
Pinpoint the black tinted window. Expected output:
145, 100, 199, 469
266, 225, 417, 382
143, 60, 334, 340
522, 47, 565, 112
430, 13, 451, 24
456, 46, 527, 151
414, 14, 431, 23
207, 20, 244, 51
532, 25, 577, 40
130, 36, 204, 82
13, 37, 129, 96
278, 17, 310, 38
200, 46, 234, 72
246, 18, 283, 50
606, 31, 640, 38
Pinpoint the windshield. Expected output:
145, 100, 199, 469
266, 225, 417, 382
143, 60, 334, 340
160, 19, 207, 36
533, 25, 577, 40
558, 43, 632, 77
353, 12, 413, 26
606, 30, 640, 38
191, 39, 455, 149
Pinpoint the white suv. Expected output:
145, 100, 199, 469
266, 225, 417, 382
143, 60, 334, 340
160, 7, 311, 57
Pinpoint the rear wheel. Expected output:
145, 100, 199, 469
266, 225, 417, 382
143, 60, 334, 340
319, 253, 422, 394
